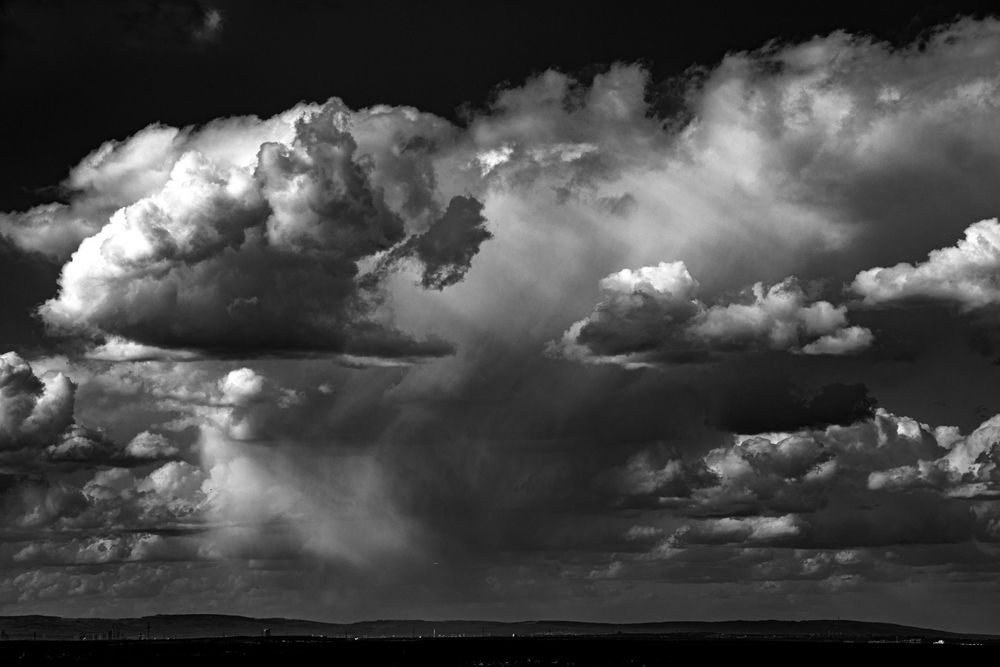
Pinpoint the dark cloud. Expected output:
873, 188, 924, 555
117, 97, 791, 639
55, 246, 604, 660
408, 196, 492, 289
368, 195, 491, 290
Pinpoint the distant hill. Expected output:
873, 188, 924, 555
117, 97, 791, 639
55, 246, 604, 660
0, 615, 989, 642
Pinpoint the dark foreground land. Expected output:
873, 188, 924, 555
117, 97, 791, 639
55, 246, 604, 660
0, 635, 997, 665
1, 617, 997, 664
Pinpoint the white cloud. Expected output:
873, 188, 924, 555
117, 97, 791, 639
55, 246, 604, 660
0, 107, 315, 261
10, 20, 1000, 366
388, 19, 1000, 368
620, 408, 1000, 551
668, 515, 805, 547
852, 218, 1000, 309
140, 461, 207, 502
125, 431, 180, 460
218, 368, 264, 406
84, 337, 203, 362
799, 326, 874, 355
34, 103, 483, 359
0, 352, 75, 453
549, 262, 870, 365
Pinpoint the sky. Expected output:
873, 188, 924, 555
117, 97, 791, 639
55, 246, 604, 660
2, 0, 1000, 633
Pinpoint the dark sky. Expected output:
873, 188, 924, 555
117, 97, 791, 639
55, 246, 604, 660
2, 0, 996, 209
2, 0, 1000, 633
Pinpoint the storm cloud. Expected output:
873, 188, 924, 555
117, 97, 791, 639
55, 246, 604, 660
2, 13, 1000, 631
8, 102, 489, 361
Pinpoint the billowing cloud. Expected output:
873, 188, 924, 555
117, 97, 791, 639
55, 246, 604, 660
420, 17, 1000, 336
5, 16, 1000, 626
549, 261, 871, 366
218, 368, 264, 406
0, 357, 417, 569
667, 515, 805, 547
0, 352, 74, 451
34, 105, 486, 359
125, 431, 181, 460
0, 107, 314, 260
0, 361, 413, 595
616, 408, 1000, 552
0, 352, 179, 470
853, 218, 1000, 310
11, 18, 1000, 365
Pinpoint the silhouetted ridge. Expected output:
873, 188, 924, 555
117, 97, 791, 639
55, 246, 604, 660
0, 614, 988, 641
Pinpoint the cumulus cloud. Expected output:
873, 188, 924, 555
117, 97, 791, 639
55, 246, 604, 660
853, 218, 1000, 310
0, 107, 314, 260
4, 100, 488, 361
44, 425, 122, 464
218, 368, 264, 406
34, 104, 486, 359
0, 358, 419, 572
0, 352, 181, 470
671, 18, 1000, 274
426, 17, 1000, 337
0, 352, 75, 451
8, 17, 1000, 620
11, 19, 1000, 365
0, 460, 204, 538
7, 531, 207, 568
617, 408, 1000, 552
549, 261, 871, 366
62, 359, 309, 445
125, 431, 181, 460
140, 461, 207, 506
667, 515, 805, 547
83, 337, 205, 362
